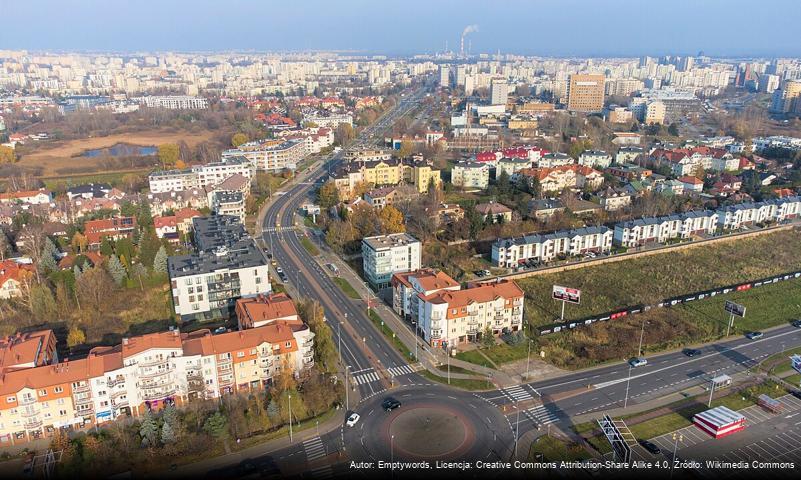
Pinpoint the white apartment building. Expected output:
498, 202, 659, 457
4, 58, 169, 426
302, 113, 353, 128
391, 269, 460, 322
362, 233, 422, 290
418, 281, 524, 348
578, 150, 613, 169
148, 157, 253, 194
222, 139, 306, 172
613, 210, 719, 247
168, 216, 271, 322
451, 161, 490, 189
492, 226, 613, 268
139, 96, 209, 109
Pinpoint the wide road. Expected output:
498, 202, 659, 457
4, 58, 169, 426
481, 324, 801, 434
261, 84, 431, 398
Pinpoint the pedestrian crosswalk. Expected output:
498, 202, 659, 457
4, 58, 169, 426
308, 465, 334, 479
387, 364, 416, 377
353, 371, 381, 385
502, 384, 537, 402
263, 226, 295, 233
303, 436, 327, 463
525, 404, 562, 426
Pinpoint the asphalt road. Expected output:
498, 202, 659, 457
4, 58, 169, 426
482, 324, 801, 434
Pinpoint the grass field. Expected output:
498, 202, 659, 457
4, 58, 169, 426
300, 237, 320, 256
17, 129, 219, 176
528, 436, 591, 462
418, 370, 495, 391
520, 229, 801, 328
538, 276, 801, 369
332, 277, 361, 299
367, 310, 415, 361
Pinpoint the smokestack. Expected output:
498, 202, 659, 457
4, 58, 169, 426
460, 25, 478, 58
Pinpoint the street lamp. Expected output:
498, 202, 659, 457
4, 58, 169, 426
345, 365, 351, 411
288, 394, 293, 443
390, 434, 395, 471
670, 433, 683, 479
623, 365, 633, 408
514, 400, 521, 458
412, 320, 418, 362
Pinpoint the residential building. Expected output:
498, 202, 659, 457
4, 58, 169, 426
84, 217, 137, 249
607, 163, 652, 181
475, 202, 513, 223
516, 165, 603, 193
578, 150, 613, 169
66, 183, 112, 200
770, 80, 801, 114
538, 152, 574, 168
330, 157, 441, 198
0, 189, 53, 205
222, 140, 305, 173
235, 293, 301, 330
168, 216, 271, 322
491, 226, 613, 267
210, 191, 246, 223
607, 106, 633, 124
451, 161, 490, 189
678, 176, 704, 193
418, 280, 524, 347
566, 74, 605, 113
0, 261, 35, 300
490, 79, 509, 106
362, 233, 421, 290
528, 198, 566, 220
140, 96, 209, 109
613, 210, 719, 247
153, 208, 202, 242
148, 157, 253, 194
595, 186, 634, 211
615, 146, 644, 164
391, 269, 460, 322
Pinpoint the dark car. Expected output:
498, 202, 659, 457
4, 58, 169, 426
382, 397, 402, 411
639, 440, 662, 455
683, 348, 702, 357
792, 390, 801, 401
792, 320, 801, 328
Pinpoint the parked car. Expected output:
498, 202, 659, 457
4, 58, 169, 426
791, 390, 801, 401
791, 319, 801, 328
629, 357, 648, 367
683, 348, 702, 357
745, 331, 764, 340
213, 327, 227, 334
346, 412, 360, 427
639, 440, 662, 455
275, 266, 284, 275
382, 398, 402, 411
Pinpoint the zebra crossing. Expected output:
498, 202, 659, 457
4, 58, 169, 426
352, 370, 381, 385
263, 226, 295, 233
308, 465, 334, 479
303, 436, 327, 463
501, 384, 538, 403
387, 364, 417, 377
525, 404, 562, 426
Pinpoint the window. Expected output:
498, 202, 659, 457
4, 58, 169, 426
197, 294, 203, 301
285, 341, 291, 348
59, 410, 67, 416
237, 352, 245, 358
250, 349, 257, 355
6, 397, 15, 403
57, 399, 65, 406
39, 389, 47, 396
54, 387, 63, 393
41, 402, 49, 408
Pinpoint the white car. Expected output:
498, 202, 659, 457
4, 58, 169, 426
346, 413, 360, 427
629, 358, 648, 367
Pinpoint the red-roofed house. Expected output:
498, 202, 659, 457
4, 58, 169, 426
235, 293, 301, 330
0, 260, 35, 300
678, 175, 704, 193
391, 269, 461, 321
84, 216, 137, 249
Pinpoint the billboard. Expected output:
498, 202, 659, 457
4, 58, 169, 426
552, 285, 581, 304
724, 301, 746, 318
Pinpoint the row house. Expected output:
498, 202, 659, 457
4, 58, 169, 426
650, 146, 740, 176
0, 189, 53, 205
491, 226, 613, 267
0, 324, 314, 444
418, 281, 524, 348
613, 210, 719, 247
148, 188, 209, 217
276, 127, 334, 155
718, 196, 801, 229
391, 269, 460, 322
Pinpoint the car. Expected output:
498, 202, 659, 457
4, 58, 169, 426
639, 440, 662, 455
746, 331, 763, 340
683, 348, 702, 357
278, 272, 289, 283
792, 320, 801, 328
346, 412, 360, 427
275, 266, 284, 274
629, 357, 648, 367
791, 390, 801, 401
213, 327, 227, 334
382, 398, 402, 411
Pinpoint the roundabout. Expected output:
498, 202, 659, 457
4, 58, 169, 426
342, 383, 515, 464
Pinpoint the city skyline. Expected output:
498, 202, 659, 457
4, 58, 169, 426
2, 0, 801, 57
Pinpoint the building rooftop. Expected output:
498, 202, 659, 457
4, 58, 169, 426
362, 232, 420, 251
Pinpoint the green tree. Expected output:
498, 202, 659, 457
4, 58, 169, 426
158, 143, 180, 169
107, 255, 127, 285
139, 410, 159, 448
153, 246, 168, 273
481, 326, 495, 348
30, 284, 58, 322
203, 411, 229, 444
138, 229, 161, 268
99, 237, 115, 256
40, 237, 59, 273
73, 264, 83, 280
297, 299, 338, 372
160, 420, 177, 445
317, 181, 340, 210
231, 133, 248, 147
266, 398, 280, 423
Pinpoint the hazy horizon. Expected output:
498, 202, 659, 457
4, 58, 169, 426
1, 0, 800, 57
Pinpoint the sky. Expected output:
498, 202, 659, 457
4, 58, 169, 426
1, 0, 800, 57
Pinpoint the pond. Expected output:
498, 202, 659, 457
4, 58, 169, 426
81, 143, 158, 157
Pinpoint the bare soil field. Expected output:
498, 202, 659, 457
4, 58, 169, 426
16, 130, 218, 176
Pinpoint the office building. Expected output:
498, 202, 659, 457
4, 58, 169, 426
490, 79, 508, 106
566, 74, 605, 113
362, 233, 421, 290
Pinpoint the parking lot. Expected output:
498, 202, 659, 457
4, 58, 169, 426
651, 394, 801, 459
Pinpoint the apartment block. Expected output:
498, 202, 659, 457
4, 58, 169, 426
168, 216, 271, 322
451, 161, 490, 189
492, 226, 613, 267
418, 281, 524, 348
566, 74, 605, 113
362, 233, 422, 290
222, 139, 306, 173
391, 269, 460, 322
148, 156, 253, 194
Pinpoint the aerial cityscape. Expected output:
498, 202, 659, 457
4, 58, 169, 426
2, 1, 801, 478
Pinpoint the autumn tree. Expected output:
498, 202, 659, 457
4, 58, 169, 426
317, 181, 340, 210
397, 140, 414, 158
67, 325, 86, 348
334, 123, 354, 145
231, 133, 248, 147
0, 145, 15, 163
158, 143, 180, 169
324, 220, 355, 254
378, 205, 406, 234
75, 267, 115, 322
71, 232, 88, 253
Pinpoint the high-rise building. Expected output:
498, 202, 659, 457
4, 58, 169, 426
490, 79, 508, 106
455, 65, 466, 87
362, 233, 422, 290
770, 80, 801, 114
759, 74, 780, 94
679, 56, 694, 72
438, 65, 450, 87
566, 74, 605, 113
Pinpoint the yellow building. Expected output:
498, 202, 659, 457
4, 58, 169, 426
567, 74, 606, 113
332, 157, 441, 198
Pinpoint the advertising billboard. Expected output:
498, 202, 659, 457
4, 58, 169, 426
724, 301, 746, 318
553, 285, 581, 305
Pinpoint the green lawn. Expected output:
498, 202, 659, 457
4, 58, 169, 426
434, 364, 488, 377
367, 310, 416, 361
418, 370, 495, 391
455, 339, 532, 367
784, 374, 801, 386
454, 349, 490, 366
332, 277, 361, 299
528, 436, 591, 462
300, 236, 320, 256
763, 346, 801, 374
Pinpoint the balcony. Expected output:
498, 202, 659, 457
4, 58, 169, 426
302, 340, 314, 348
139, 366, 173, 379
111, 397, 128, 408
72, 383, 91, 393
137, 357, 170, 368
108, 377, 125, 388
21, 408, 41, 418
110, 388, 127, 398
142, 388, 177, 401
303, 350, 314, 358
18, 396, 37, 406
74, 394, 93, 405
24, 419, 43, 430
217, 364, 233, 374
258, 359, 273, 368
